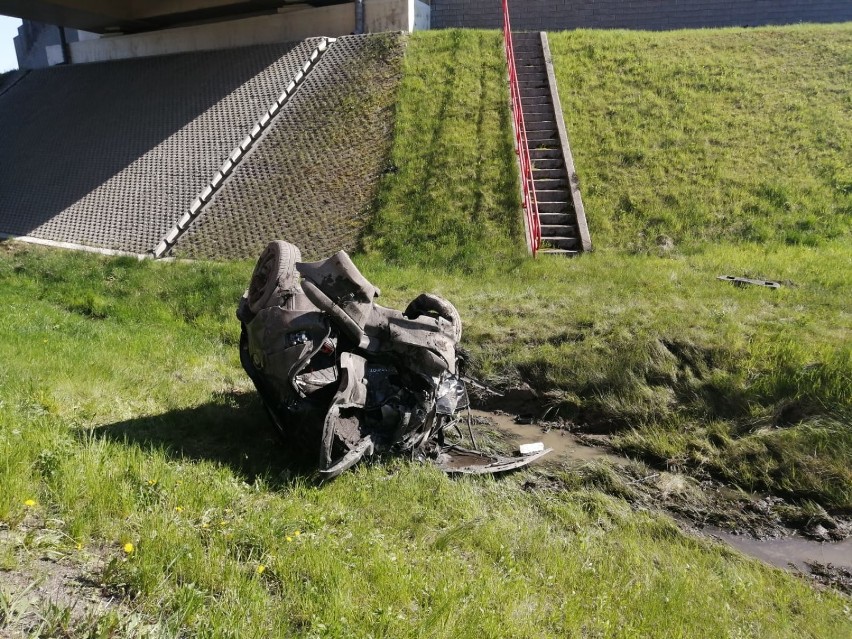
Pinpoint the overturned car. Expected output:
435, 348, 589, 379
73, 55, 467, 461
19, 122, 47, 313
237, 241, 550, 479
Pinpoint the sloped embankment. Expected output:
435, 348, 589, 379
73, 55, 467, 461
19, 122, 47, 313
0, 40, 320, 254
358, 26, 852, 514
173, 34, 406, 261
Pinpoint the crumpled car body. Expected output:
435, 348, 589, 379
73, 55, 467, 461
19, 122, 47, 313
237, 241, 551, 479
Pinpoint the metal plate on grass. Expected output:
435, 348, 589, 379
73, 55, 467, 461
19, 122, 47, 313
434, 445, 552, 474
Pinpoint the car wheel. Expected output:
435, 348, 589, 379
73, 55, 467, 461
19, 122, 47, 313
247, 240, 301, 313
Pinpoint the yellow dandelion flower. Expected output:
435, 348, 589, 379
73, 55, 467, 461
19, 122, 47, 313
256, 565, 266, 575
23, 499, 36, 507
175, 506, 183, 513
123, 542, 134, 554
293, 530, 301, 536
286, 536, 293, 543
76, 543, 82, 550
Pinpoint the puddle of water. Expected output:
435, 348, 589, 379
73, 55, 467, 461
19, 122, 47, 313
470, 410, 624, 465
707, 527, 852, 573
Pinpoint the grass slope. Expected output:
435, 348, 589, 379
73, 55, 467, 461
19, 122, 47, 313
0, 243, 848, 637
360, 27, 852, 511
550, 25, 852, 250
363, 30, 524, 272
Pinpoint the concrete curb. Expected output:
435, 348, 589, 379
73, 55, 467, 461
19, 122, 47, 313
0, 232, 149, 259
152, 36, 337, 258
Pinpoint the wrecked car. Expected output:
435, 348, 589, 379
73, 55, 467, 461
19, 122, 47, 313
237, 241, 551, 479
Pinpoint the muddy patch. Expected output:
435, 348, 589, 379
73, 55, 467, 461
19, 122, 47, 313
705, 529, 852, 594
0, 525, 154, 637
468, 409, 624, 466
479, 404, 852, 593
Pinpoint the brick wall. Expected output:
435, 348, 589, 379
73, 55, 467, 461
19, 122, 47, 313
430, 0, 852, 31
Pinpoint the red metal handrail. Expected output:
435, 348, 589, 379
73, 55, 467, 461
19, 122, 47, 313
502, 0, 540, 256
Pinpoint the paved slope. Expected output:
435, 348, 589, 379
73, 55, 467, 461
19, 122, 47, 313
0, 40, 319, 254
172, 34, 406, 261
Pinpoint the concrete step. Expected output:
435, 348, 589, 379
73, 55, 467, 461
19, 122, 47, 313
526, 138, 558, 148
525, 127, 557, 138
519, 87, 551, 98
533, 177, 569, 189
538, 201, 571, 213
527, 141, 559, 150
524, 113, 556, 125
518, 80, 549, 90
524, 107, 555, 117
520, 100, 552, 110
517, 80, 548, 90
529, 149, 562, 160
541, 224, 578, 237
539, 212, 575, 225
538, 248, 580, 257
516, 70, 547, 80
516, 62, 544, 71
522, 103, 552, 112
523, 104, 554, 113
541, 236, 580, 250
513, 41, 542, 51
525, 119, 557, 131
532, 168, 566, 179
532, 159, 564, 170
534, 189, 571, 202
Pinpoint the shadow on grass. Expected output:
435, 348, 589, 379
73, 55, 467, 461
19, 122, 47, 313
87, 392, 316, 486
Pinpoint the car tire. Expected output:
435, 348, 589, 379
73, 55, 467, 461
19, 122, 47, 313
247, 240, 301, 313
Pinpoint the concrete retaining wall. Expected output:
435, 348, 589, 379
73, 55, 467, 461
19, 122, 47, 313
430, 0, 852, 31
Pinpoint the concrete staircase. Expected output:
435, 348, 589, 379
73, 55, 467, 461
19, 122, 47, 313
511, 31, 591, 255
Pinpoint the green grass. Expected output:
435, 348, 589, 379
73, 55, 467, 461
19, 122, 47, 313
362, 30, 524, 273
0, 245, 849, 637
550, 25, 852, 250
357, 27, 852, 510
2, 23, 852, 637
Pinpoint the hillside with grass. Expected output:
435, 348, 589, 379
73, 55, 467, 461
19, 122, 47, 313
1, 24, 851, 638
365, 26, 851, 512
